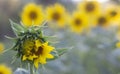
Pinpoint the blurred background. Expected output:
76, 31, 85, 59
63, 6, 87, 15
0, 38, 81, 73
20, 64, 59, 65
1, 0, 120, 74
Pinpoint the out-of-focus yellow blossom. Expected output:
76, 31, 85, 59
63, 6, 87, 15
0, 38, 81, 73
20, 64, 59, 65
78, 1, 101, 16
0, 43, 4, 53
116, 42, 120, 48
22, 40, 54, 69
46, 3, 67, 28
93, 14, 110, 28
69, 11, 89, 33
105, 4, 120, 25
0, 64, 12, 74
21, 3, 44, 27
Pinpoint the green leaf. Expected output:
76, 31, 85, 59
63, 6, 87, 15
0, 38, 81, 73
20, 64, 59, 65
56, 48, 67, 56
47, 48, 67, 61
9, 19, 25, 36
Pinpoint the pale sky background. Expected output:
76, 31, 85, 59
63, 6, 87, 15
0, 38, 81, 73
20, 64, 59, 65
72, 0, 110, 3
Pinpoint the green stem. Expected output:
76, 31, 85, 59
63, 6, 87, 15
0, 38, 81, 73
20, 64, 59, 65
30, 63, 34, 74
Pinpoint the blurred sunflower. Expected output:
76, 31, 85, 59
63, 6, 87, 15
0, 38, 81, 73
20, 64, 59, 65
0, 64, 12, 74
46, 3, 67, 28
22, 39, 54, 68
69, 11, 89, 33
21, 3, 44, 27
93, 14, 110, 28
116, 42, 120, 48
0, 43, 4, 53
78, 1, 101, 16
105, 4, 120, 24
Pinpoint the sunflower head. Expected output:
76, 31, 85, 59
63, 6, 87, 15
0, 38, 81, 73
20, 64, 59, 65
94, 14, 110, 28
78, 1, 100, 16
116, 42, 120, 48
0, 64, 12, 74
22, 38, 54, 68
85, 2, 95, 12
46, 3, 67, 27
69, 11, 89, 33
105, 4, 120, 23
98, 16, 107, 25
21, 3, 44, 27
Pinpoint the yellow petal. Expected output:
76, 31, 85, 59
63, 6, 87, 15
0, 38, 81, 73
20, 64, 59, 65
43, 42, 54, 51
34, 59, 39, 69
39, 56, 46, 64
28, 56, 34, 61
35, 40, 42, 48
46, 54, 54, 59
22, 55, 27, 61
28, 54, 38, 61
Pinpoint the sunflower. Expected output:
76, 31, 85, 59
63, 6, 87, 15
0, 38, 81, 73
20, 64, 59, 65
69, 11, 89, 33
0, 43, 4, 53
0, 64, 12, 74
46, 3, 67, 27
21, 3, 44, 27
93, 14, 110, 28
116, 42, 120, 48
78, 1, 101, 16
22, 39, 54, 68
105, 4, 120, 24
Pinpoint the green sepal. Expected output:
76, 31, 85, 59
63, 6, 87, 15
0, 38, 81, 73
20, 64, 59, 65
2, 43, 17, 54
9, 19, 26, 36
47, 48, 67, 61
56, 48, 67, 56
5, 35, 18, 41
43, 35, 58, 40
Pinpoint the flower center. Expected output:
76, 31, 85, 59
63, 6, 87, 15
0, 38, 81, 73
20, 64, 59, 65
29, 11, 37, 20
52, 12, 61, 21
0, 72, 3, 74
86, 2, 95, 12
110, 11, 117, 17
74, 18, 82, 26
35, 46, 43, 55
98, 17, 107, 25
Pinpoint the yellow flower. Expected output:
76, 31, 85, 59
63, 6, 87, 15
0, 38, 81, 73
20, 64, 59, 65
93, 14, 110, 28
69, 11, 89, 33
22, 39, 54, 69
0, 64, 12, 74
46, 3, 67, 27
105, 4, 120, 24
0, 43, 4, 53
34, 40, 54, 68
116, 42, 120, 48
21, 3, 44, 27
78, 1, 101, 16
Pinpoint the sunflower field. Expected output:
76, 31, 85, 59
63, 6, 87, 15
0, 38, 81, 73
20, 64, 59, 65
1, 0, 120, 74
